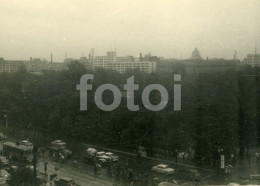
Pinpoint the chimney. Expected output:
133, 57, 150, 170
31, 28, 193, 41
51, 53, 53, 63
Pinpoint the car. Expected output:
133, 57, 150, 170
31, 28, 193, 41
96, 151, 105, 157
84, 148, 97, 161
19, 140, 33, 149
49, 140, 72, 159
54, 176, 76, 186
158, 181, 179, 186
104, 152, 119, 162
97, 155, 112, 163
51, 140, 67, 148
151, 164, 174, 175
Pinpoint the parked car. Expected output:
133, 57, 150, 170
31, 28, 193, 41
19, 140, 33, 146
50, 140, 66, 148
84, 148, 97, 162
19, 140, 33, 149
96, 151, 105, 157
151, 164, 174, 175
104, 152, 119, 162
97, 155, 112, 163
49, 140, 72, 159
54, 176, 76, 186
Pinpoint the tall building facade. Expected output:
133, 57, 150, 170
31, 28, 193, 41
92, 52, 156, 73
0, 58, 27, 72
244, 53, 260, 67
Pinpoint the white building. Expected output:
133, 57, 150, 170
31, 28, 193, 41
92, 52, 156, 73
245, 53, 260, 67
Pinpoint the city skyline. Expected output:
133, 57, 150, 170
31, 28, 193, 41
0, 0, 259, 61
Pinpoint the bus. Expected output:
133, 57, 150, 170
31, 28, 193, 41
3, 142, 33, 162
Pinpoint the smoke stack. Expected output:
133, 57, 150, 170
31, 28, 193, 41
51, 53, 53, 63
140, 53, 142, 61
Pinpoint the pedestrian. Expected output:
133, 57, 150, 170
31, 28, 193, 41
97, 163, 101, 176
247, 153, 251, 167
256, 152, 260, 163
94, 163, 97, 175
44, 162, 48, 175
116, 163, 121, 180
128, 169, 134, 183
73, 160, 77, 167
60, 154, 65, 163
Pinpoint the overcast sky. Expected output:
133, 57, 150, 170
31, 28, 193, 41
0, 0, 259, 61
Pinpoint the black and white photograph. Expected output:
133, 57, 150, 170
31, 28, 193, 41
0, 0, 260, 185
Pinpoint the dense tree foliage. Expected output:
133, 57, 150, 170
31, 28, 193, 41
0, 62, 259, 166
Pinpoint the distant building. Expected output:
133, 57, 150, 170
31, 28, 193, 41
64, 56, 92, 70
27, 57, 48, 72
0, 58, 27, 72
244, 53, 260, 67
92, 52, 156, 73
157, 58, 241, 74
0, 57, 66, 73
184, 58, 241, 73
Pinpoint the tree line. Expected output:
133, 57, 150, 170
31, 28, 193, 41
0, 62, 259, 166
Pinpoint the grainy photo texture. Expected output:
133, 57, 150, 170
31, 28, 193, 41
0, 0, 259, 185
